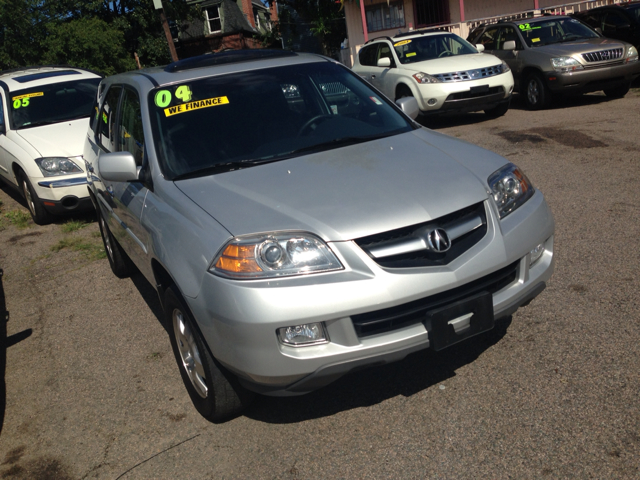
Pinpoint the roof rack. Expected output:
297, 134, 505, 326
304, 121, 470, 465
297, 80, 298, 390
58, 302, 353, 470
164, 49, 297, 73
394, 27, 449, 38
0, 64, 102, 78
364, 36, 394, 45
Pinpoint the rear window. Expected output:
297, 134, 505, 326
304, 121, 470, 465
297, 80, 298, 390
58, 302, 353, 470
9, 78, 101, 130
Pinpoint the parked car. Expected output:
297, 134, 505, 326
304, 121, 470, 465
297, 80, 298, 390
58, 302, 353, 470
572, 3, 640, 50
0, 66, 102, 224
468, 15, 640, 109
85, 50, 554, 421
352, 31, 514, 117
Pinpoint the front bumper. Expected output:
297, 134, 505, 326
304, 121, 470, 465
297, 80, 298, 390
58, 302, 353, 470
185, 193, 554, 396
544, 60, 640, 93
34, 176, 93, 214
415, 72, 514, 114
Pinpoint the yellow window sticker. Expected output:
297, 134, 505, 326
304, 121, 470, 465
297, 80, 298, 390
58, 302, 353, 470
164, 96, 229, 117
531, 38, 540, 43
406, 52, 417, 57
394, 39, 412, 47
12, 92, 43, 101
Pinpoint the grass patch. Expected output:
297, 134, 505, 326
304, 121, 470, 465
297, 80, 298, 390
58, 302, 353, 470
61, 219, 90, 233
91, 231, 102, 238
51, 237, 106, 260
4, 210, 31, 229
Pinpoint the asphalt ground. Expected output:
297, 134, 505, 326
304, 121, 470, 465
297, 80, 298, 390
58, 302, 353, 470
0, 89, 639, 479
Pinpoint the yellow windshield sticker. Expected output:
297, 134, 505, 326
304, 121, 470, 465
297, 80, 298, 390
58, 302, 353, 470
394, 39, 412, 47
12, 92, 43, 101
164, 96, 229, 117
531, 38, 540, 43
406, 52, 417, 57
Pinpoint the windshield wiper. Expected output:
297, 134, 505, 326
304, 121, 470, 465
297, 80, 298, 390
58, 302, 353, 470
284, 132, 399, 157
172, 158, 280, 180
17, 119, 60, 129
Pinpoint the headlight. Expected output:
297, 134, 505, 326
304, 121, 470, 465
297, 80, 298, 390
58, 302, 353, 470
550, 56, 584, 73
34, 157, 83, 177
500, 60, 511, 73
412, 72, 440, 84
626, 46, 638, 63
488, 164, 534, 218
210, 232, 343, 279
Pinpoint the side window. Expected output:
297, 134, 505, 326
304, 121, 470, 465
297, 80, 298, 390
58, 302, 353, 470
0, 93, 5, 130
499, 27, 522, 49
98, 86, 122, 152
359, 44, 378, 67
477, 27, 500, 50
118, 88, 145, 167
377, 43, 394, 64
603, 12, 631, 35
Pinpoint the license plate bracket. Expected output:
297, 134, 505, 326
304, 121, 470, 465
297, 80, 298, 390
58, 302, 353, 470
426, 291, 494, 351
469, 84, 490, 94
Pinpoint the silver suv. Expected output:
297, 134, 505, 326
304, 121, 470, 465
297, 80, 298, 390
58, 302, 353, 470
468, 15, 640, 109
84, 50, 554, 421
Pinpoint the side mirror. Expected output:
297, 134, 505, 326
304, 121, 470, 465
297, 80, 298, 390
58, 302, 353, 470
503, 40, 516, 51
396, 96, 420, 120
98, 151, 139, 182
476, 44, 485, 53
377, 57, 391, 68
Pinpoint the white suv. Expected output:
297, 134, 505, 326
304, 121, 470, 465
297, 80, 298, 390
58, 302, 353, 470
352, 31, 514, 117
0, 66, 102, 224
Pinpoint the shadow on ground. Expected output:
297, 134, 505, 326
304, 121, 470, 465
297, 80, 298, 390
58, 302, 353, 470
244, 316, 512, 424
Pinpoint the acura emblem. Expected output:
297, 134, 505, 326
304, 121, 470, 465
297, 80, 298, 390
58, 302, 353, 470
427, 228, 451, 252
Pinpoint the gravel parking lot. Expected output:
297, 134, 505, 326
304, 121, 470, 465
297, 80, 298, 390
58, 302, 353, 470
1, 90, 639, 479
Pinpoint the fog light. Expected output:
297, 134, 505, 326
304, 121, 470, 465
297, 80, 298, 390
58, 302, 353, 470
427, 98, 438, 106
530, 243, 545, 266
277, 323, 328, 346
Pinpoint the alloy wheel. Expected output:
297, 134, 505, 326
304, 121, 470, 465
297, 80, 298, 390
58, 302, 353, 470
173, 309, 208, 398
527, 79, 539, 106
21, 179, 36, 217
99, 215, 114, 261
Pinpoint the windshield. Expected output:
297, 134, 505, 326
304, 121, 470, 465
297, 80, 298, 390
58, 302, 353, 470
9, 78, 101, 129
519, 18, 599, 47
393, 34, 478, 64
149, 62, 414, 180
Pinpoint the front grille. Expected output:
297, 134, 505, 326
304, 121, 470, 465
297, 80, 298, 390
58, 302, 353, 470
583, 60, 624, 69
445, 86, 504, 101
581, 48, 624, 63
351, 260, 519, 338
434, 65, 504, 82
355, 202, 487, 268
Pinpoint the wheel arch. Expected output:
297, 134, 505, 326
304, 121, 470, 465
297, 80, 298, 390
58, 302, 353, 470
518, 66, 545, 92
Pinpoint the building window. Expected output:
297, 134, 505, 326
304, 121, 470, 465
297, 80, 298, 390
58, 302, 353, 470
204, 5, 221, 34
365, 1, 405, 33
414, 0, 449, 28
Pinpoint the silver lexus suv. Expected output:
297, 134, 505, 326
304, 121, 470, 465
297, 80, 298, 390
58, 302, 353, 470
468, 15, 640, 109
84, 50, 555, 421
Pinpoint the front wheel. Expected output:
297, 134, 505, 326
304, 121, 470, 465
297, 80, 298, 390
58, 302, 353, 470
18, 171, 53, 225
604, 84, 630, 99
165, 287, 254, 422
524, 73, 550, 110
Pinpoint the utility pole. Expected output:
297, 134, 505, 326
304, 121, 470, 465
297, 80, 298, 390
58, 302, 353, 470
153, 0, 179, 62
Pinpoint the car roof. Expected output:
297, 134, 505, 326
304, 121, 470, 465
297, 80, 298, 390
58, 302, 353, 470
100, 50, 332, 90
366, 30, 453, 45
0, 65, 102, 92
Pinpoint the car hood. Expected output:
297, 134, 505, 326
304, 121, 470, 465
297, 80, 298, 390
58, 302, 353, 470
531, 37, 628, 56
175, 130, 501, 241
15, 118, 90, 158
399, 53, 502, 75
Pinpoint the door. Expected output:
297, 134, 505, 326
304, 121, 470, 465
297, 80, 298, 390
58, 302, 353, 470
94, 85, 151, 277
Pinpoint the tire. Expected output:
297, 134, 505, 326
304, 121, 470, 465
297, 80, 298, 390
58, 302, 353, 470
165, 286, 254, 422
395, 85, 413, 101
17, 171, 54, 225
524, 73, 550, 110
484, 101, 510, 118
97, 208, 135, 278
604, 84, 630, 99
